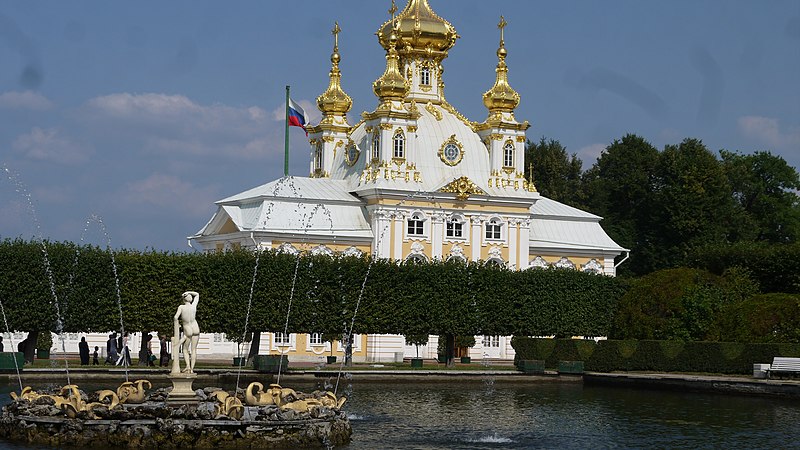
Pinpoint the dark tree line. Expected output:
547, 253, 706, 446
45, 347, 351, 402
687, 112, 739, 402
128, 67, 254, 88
526, 134, 800, 277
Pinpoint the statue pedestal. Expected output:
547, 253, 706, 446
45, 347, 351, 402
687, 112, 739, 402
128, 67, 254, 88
167, 373, 199, 406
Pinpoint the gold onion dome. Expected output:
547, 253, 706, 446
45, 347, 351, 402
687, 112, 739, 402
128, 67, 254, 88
373, 26, 409, 101
376, 0, 458, 56
483, 16, 520, 114
317, 22, 353, 117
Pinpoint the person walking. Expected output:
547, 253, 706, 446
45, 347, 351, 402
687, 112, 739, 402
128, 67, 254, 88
92, 346, 99, 365
78, 336, 90, 365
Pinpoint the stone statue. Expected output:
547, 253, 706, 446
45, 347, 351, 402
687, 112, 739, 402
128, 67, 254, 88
172, 291, 200, 374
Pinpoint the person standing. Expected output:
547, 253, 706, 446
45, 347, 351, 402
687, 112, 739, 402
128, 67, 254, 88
92, 346, 99, 365
159, 334, 170, 367
78, 336, 90, 365
106, 333, 118, 364
0, 335, 4, 352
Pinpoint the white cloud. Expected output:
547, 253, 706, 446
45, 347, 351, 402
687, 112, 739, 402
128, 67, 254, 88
12, 127, 91, 165
121, 173, 218, 218
738, 116, 800, 150
81, 93, 281, 160
576, 143, 606, 164
0, 91, 55, 111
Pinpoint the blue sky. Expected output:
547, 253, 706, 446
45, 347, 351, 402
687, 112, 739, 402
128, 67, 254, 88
1, 0, 798, 251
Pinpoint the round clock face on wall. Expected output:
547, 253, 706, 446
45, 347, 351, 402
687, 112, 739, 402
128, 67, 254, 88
439, 135, 463, 166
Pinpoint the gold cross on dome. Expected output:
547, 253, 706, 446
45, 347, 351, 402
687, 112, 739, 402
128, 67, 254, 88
389, 0, 398, 19
332, 22, 341, 48
498, 15, 507, 41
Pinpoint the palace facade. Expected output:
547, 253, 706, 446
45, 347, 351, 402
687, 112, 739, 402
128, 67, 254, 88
188, 0, 627, 362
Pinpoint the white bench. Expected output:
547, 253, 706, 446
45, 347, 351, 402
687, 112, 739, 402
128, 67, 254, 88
767, 357, 800, 379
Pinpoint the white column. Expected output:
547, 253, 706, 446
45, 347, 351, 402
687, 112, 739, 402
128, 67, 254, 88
431, 213, 445, 260
518, 219, 531, 270
604, 256, 616, 276
373, 210, 392, 259
470, 215, 483, 262
508, 219, 518, 270
393, 212, 404, 261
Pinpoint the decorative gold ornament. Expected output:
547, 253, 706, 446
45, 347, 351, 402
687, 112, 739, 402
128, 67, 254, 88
438, 134, 464, 166
440, 176, 486, 201
425, 102, 443, 120
482, 16, 521, 115
317, 22, 353, 121
376, 0, 459, 59
373, 18, 410, 102
345, 139, 360, 166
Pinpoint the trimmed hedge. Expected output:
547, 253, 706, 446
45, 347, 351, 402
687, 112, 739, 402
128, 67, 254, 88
0, 239, 626, 338
512, 337, 800, 374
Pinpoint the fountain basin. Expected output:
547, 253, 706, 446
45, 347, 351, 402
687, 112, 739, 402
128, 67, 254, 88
0, 414, 351, 448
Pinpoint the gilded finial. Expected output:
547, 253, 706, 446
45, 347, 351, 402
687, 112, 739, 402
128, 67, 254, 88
316, 21, 352, 121
482, 15, 520, 117
389, 0, 397, 20
332, 22, 341, 50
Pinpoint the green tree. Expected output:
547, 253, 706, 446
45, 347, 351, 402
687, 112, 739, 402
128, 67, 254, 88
524, 137, 583, 207
720, 150, 800, 243
650, 138, 736, 269
582, 134, 660, 275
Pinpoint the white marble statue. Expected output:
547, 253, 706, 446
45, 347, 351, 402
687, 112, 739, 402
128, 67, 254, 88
172, 291, 200, 374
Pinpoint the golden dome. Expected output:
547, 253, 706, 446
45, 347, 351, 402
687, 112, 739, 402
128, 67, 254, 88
482, 16, 520, 114
376, 0, 458, 57
373, 28, 409, 101
317, 22, 353, 118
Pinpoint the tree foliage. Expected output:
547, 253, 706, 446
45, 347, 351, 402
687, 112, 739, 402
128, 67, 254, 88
524, 137, 583, 207
0, 240, 625, 339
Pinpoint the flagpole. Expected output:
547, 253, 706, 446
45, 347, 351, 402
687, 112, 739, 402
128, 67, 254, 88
284, 85, 290, 177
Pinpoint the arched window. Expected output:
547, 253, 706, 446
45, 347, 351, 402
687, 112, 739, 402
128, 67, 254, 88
405, 254, 428, 264
372, 133, 380, 161
314, 142, 323, 171
393, 130, 405, 159
503, 141, 514, 168
420, 66, 431, 86
407, 211, 425, 236
446, 214, 465, 239
485, 217, 503, 240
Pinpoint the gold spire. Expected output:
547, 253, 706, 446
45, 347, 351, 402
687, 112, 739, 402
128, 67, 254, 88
482, 16, 520, 115
373, 20, 409, 102
317, 21, 353, 120
376, 0, 459, 58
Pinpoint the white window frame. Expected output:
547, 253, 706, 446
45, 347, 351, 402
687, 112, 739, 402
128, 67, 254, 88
372, 134, 380, 161
483, 335, 500, 348
309, 332, 323, 345
406, 211, 428, 239
485, 217, 504, 242
393, 130, 405, 159
336, 334, 361, 352
271, 332, 296, 352
503, 141, 514, 168
420, 66, 431, 86
445, 214, 466, 241
314, 142, 323, 171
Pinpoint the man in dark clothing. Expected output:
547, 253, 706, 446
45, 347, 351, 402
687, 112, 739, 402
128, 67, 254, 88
106, 333, 118, 364
78, 336, 90, 365
92, 346, 99, 365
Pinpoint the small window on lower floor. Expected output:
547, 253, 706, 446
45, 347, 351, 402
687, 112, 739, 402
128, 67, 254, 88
483, 335, 500, 348
309, 333, 323, 345
274, 332, 290, 345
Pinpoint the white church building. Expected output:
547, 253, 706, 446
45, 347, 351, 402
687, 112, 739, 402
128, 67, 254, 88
185, 0, 627, 363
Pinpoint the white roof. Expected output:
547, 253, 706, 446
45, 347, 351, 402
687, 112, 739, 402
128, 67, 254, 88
529, 197, 626, 253
194, 177, 372, 239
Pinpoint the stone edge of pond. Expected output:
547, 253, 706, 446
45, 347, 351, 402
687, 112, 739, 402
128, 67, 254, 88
584, 372, 800, 399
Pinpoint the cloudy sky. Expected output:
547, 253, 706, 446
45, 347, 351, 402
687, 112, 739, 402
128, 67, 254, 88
1, 0, 798, 251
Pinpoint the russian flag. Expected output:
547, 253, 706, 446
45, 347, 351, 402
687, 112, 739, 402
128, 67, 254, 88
288, 98, 309, 135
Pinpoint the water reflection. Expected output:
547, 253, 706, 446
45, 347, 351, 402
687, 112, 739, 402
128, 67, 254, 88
1, 380, 798, 449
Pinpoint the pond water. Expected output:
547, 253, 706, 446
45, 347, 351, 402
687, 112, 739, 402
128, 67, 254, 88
1, 378, 798, 449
